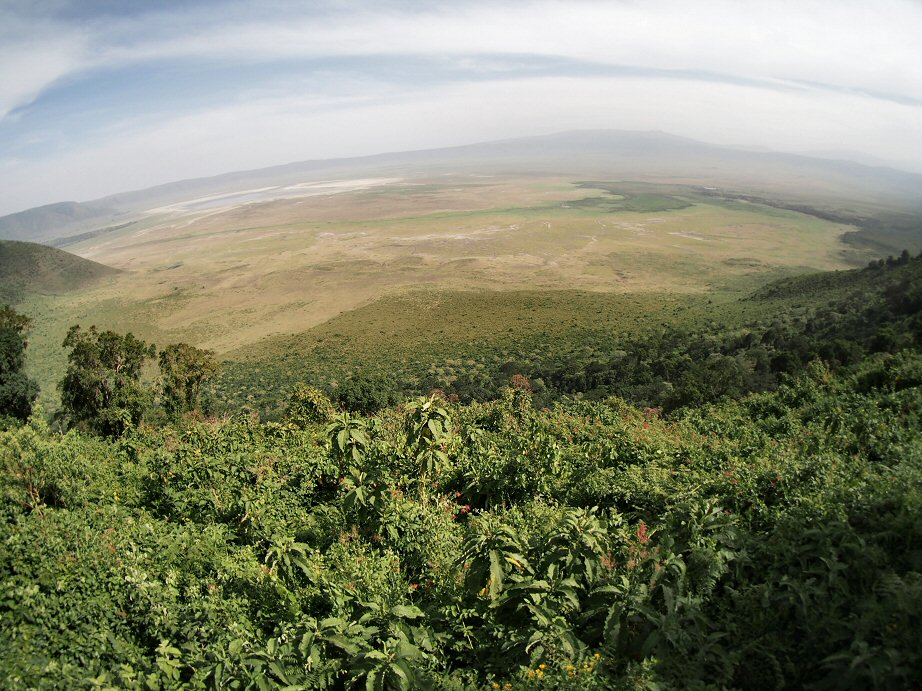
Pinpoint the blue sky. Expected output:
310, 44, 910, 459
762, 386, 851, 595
1, 0, 921, 215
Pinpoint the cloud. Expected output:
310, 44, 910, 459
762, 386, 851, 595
6, 0, 922, 115
0, 18, 89, 119
1, 0, 921, 213
2, 72, 919, 214
101, 1, 922, 103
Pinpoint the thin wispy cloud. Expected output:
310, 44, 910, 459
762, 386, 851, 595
1, 0, 920, 214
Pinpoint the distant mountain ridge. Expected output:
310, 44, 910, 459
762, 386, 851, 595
0, 201, 117, 244
2, 129, 921, 244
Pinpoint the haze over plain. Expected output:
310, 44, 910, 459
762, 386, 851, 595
2, 0, 922, 216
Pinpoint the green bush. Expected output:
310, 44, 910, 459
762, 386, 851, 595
4, 259, 922, 686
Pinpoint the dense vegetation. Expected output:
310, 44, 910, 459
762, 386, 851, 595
217, 251, 922, 418
1, 253, 921, 688
0, 305, 39, 422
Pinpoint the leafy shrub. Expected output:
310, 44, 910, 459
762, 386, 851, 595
286, 382, 337, 427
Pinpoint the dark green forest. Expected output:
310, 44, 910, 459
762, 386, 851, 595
2, 254, 922, 689
216, 250, 922, 417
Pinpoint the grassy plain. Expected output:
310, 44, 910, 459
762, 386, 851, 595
19, 175, 872, 406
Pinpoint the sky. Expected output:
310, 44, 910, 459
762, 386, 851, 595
1, 0, 921, 216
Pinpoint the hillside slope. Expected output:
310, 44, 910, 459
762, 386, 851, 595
0, 240, 120, 304
2, 277, 921, 688
214, 252, 922, 415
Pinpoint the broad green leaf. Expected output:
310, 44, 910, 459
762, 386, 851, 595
489, 549, 504, 598
390, 660, 413, 690
268, 661, 290, 684
390, 604, 425, 620
365, 668, 383, 691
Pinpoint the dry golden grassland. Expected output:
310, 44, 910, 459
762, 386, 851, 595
22, 175, 868, 402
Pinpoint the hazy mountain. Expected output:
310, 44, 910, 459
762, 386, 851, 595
0, 201, 119, 244
2, 130, 921, 245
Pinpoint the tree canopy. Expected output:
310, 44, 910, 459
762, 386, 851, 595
158, 343, 218, 418
0, 304, 38, 421
58, 325, 156, 436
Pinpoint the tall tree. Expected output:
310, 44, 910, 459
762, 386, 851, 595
158, 343, 218, 418
59, 325, 155, 436
0, 304, 39, 421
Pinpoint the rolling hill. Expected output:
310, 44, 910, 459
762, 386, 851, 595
0, 240, 120, 304
5, 131, 921, 409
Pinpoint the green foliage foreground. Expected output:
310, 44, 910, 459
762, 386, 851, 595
2, 347, 921, 688
0, 305, 39, 422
